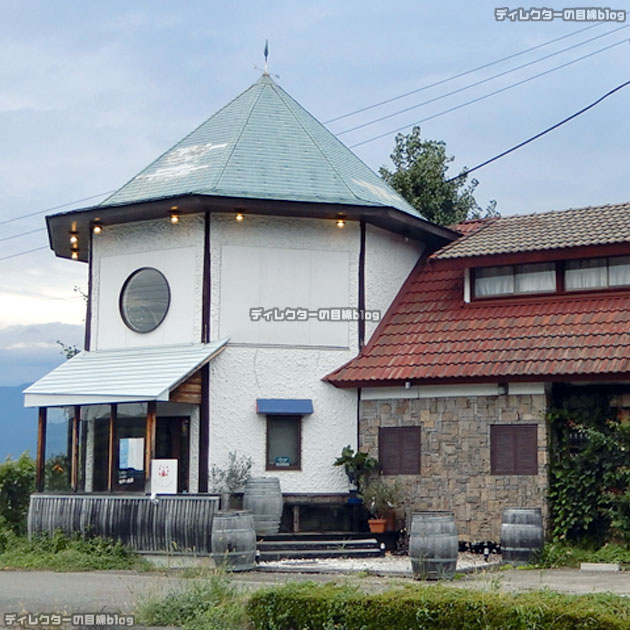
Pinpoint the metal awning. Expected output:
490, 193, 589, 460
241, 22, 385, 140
256, 399, 314, 415
23, 338, 229, 408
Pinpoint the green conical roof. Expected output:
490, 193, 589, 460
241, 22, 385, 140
99, 75, 423, 218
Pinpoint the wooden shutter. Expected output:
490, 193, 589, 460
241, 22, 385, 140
379, 427, 420, 475
491, 424, 537, 475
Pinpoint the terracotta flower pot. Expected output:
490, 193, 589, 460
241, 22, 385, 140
368, 518, 387, 533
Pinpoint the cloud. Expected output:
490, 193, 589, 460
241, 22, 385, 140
0, 322, 83, 386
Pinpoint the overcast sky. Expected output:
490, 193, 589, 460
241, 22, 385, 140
0, 1, 628, 386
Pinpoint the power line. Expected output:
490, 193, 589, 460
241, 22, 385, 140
446, 79, 630, 182
0, 246, 48, 262
0, 227, 45, 243
349, 38, 628, 148
324, 22, 605, 124
338, 24, 629, 135
0, 190, 115, 227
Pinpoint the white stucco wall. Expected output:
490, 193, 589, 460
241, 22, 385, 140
364, 224, 424, 341
209, 214, 360, 493
90, 215, 204, 350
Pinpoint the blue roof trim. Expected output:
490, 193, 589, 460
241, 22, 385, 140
256, 398, 314, 415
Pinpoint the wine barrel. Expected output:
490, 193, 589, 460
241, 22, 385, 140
501, 507, 543, 565
409, 511, 458, 580
243, 477, 283, 536
211, 511, 256, 571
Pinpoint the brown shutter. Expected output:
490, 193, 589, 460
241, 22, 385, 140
514, 425, 537, 475
491, 425, 515, 474
379, 427, 421, 475
491, 424, 537, 475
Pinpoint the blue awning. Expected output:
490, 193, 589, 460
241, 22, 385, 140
256, 399, 314, 415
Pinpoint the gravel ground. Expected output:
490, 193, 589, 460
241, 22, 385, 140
259, 552, 502, 576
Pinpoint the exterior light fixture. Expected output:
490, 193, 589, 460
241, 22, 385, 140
92, 223, 102, 235
336, 219, 345, 228
69, 232, 79, 244
235, 212, 244, 222
170, 206, 180, 224
498, 383, 508, 396
71, 250, 79, 260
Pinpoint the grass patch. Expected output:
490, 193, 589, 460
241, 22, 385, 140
136, 572, 250, 630
0, 529, 147, 571
532, 542, 630, 569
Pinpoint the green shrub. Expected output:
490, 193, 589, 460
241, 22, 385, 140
0, 452, 35, 535
536, 541, 630, 568
136, 574, 250, 630
246, 582, 630, 630
0, 530, 144, 571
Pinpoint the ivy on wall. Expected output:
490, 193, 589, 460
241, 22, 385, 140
549, 386, 630, 545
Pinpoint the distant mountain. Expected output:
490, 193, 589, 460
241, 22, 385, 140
0, 384, 37, 459
0, 385, 67, 461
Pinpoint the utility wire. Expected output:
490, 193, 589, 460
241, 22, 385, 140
349, 38, 628, 148
324, 22, 605, 124
0, 246, 48, 261
446, 79, 630, 182
338, 24, 628, 135
0, 190, 115, 227
0, 227, 45, 243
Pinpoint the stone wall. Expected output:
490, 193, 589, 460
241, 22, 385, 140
360, 393, 549, 541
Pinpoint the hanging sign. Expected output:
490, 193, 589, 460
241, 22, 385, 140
151, 459, 178, 494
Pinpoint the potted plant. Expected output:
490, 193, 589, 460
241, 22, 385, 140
361, 479, 402, 533
333, 445, 378, 499
210, 451, 253, 510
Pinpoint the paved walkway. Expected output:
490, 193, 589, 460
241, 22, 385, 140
1, 567, 629, 620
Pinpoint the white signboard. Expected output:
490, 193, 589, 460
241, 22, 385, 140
150, 459, 178, 494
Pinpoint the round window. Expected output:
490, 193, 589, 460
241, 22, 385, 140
119, 267, 171, 333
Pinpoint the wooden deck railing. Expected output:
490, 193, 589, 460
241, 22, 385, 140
28, 493, 219, 553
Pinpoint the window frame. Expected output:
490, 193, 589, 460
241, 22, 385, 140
472, 262, 557, 299
490, 424, 538, 475
265, 414, 302, 471
119, 266, 171, 334
378, 426, 421, 475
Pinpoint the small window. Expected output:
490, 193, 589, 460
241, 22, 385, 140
474, 263, 555, 298
266, 415, 301, 470
609, 256, 630, 287
490, 424, 537, 475
565, 259, 607, 291
379, 427, 421, 475
119, 267, 170, 333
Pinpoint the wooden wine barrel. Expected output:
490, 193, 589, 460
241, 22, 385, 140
501, 507, 543, 565
211, 511, 257, 571
243, 477, 283, 536
409, 511, 458, 580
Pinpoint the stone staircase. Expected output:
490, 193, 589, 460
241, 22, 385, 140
256, 532, 385, 561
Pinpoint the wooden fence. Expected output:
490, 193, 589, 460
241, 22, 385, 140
28, 493, 219, 553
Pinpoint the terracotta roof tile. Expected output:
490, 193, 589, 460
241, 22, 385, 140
325, 260, 630, 386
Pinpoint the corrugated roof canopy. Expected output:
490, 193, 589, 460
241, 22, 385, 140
23, 339, 228, 407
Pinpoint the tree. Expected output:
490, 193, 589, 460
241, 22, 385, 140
379, 126, 498, 226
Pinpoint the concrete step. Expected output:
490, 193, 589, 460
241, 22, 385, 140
258, 547, 383, 561
258, 538, 378, 551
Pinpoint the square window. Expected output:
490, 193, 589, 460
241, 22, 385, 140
490, 424, 537, 475
266, 415, 301, 470
379, 427, 421, 475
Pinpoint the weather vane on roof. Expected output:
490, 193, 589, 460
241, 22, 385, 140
264, 39, 269, 75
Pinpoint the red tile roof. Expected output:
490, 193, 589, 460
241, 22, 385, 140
325, 258, 630, 386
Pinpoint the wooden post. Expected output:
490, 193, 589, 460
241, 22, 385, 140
145, 401, 157, 492
36, 407, 47, 492
199, 364, 210, 492
70, 406, 80, 491
107, 405, 117, 492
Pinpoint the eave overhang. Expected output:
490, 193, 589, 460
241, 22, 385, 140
46, 193, 459, 262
